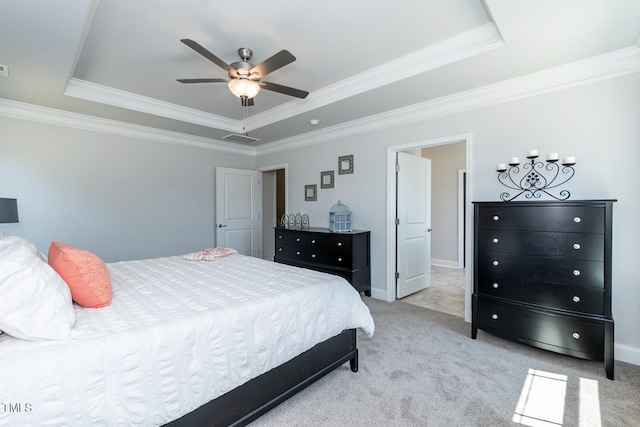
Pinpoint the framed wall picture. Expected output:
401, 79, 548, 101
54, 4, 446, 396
305, 184, 317, 201
320, 170, 334, 188
338, 155, 354, 174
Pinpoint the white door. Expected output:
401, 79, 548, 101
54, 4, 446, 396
396, 151, 432, 298
215, 167, 261, 257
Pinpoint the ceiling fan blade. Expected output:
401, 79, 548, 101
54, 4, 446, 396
180, 39, 233, 74
260, 81, 309, 99
176, 78, 229, 84
250, 50, 296, 78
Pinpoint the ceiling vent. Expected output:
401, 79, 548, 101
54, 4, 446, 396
221, 133, 261, 144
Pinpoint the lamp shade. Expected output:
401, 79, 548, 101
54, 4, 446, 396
228, 78, 261, 99
0, 198, 18, 223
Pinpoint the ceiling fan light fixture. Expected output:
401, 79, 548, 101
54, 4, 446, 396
228, 78, 260, 99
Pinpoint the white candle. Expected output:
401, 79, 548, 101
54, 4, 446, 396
509, 157, 520, 165
527, 149, 539, 158
496, 163, 507, 171
563, 156, 576, 164
547, 152, 559, 161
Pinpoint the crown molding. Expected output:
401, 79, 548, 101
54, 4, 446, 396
64, 78, 243, 133
244, 22, 504, 131
0, 98, 256, 156
61, 22, 503, 133
2, 46, 638, 158
255, 46, 640, 155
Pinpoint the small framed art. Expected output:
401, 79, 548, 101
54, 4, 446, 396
305, 184, 317, 201
321, 170, 335, 189
338, 155, 354, 174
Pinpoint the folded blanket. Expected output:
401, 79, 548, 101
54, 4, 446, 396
182, 247, 238, 261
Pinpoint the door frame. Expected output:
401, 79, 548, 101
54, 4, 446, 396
258, 163, 289, 258
386, 133, 474, 322
458, 168, 466, 269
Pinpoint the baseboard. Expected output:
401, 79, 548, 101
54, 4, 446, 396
369, 288, 388, 302
431, 259, 460, 269
615, 343, 640, 366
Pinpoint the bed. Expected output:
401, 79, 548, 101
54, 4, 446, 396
0, 238, 375, 426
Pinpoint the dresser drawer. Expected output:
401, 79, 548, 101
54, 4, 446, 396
477, 277, 604, 315
476, 297, 604, 356
318, 234, 353, 252
313, 251, 353, 268
477, 229, 604, 261
275, 243, 306, 261
477, 205, 604, 233
275, 230, 309, 246
478, 251, 604, 288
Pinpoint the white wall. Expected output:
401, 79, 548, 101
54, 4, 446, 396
1, 73, 638, 364
256, 73, 640, 363
0, 118, 255, 262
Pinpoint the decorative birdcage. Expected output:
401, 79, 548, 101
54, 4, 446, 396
329, 200, 352, 232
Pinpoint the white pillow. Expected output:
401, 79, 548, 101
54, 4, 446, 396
0, 235, 46, 261
0, 239, 76, 340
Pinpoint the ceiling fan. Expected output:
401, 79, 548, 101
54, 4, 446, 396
177, 39, 309, 107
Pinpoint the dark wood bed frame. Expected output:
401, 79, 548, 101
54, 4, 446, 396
164, 329, 358, 427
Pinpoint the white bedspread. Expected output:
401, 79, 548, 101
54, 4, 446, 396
0, 254, 374, 426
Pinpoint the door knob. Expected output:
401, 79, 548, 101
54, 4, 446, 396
427, 228, 432, 232
217, 224, 227, 228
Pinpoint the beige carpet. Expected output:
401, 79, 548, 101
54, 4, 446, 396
401, 265, 465, 317
250, 298, 640, 427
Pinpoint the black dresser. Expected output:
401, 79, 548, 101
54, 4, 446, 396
274, 227, 371, 296
471, 200, 615, 379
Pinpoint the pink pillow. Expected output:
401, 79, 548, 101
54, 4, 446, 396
48, 241, 111, 308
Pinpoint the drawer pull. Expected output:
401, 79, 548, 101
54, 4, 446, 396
296, 238, 301, 242
278, 235, 282, 239
311, 239, 316, 244
492, 283, 499, 289
278, 248, 282, 252
296, 251, 301, 255
311, 254, 316, 258
573, 296, 581, 303
573, 332, 580, 340
492, 215, 499, 221
573, 269, 581, 276
337, 242, 343, 247
491, 314, 498, 320
573, 217, 581, 223
573, 243, 581, 250
492, 238, 499, 244
338, 257, 343, 262
492, 260, 499, 266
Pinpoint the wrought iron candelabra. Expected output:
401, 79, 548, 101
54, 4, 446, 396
496, 150, 576, 202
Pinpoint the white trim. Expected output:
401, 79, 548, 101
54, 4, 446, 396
244, 22, 503, 132
64, 78, 242, 133
1, 47, 638, 156
256, 46, 640, 155
458, 168, 466, 269
61, 23, 503, 134
431, 259, 460, 269
386, 133, 474, 324
615, 343, 640, 365
0, 98, 256, 156
257, 163, 289, 220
